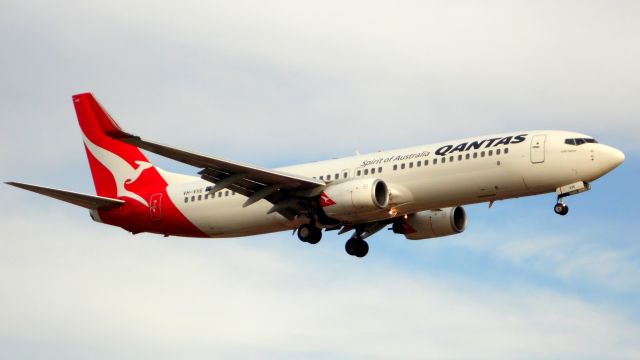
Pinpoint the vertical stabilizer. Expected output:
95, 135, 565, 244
72, 93, 167, 206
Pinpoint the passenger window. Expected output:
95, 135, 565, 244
416, 161, 421, 167
364, 169, 369, 175
198, 195, 202, 201
327, 174, 331, 180
218, 192, 222, 198
225, 191, 229, 196
425, 159, 429, 166
442, 157, 446, 164
335, 173, 339, 179
319, 175, 324, 180
232, 191, 235, 196
434, 158, 438, 165
473, 153, 478, 159
205, 194, 209, 200
357, 170, 362, 176
466, 154, 470, 160
488, 150, 493, 156
458, 155, 463, 161
449, 156, 454, 162
191, 196, 195, 202
371, 168, 376, 174
343, 172, 348, 178
393, 165, 398, 171
401, 163, 405, 170
409, 162, 413, 168
504, 148, 509, 154
496, 149, 501, 155
378, 167, 382, 173
481, 151, 485, 157
184, 197, 189, 203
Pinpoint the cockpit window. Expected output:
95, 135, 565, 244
565, 138, 598, 146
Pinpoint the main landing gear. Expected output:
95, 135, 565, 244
297, 223, 322, 244
297, 223, 376, 258
345, 235, 369, 258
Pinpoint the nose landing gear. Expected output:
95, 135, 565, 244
554, 201, 569, 216
553, 181, 591, 216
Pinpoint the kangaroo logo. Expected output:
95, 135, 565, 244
82, 133, 153, 207
320, 192, 336, 207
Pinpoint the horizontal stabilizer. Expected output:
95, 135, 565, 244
6, 182, 125, 210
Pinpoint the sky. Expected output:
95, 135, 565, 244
1, 1, 639, 359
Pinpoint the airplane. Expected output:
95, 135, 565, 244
6, 93, 625, 258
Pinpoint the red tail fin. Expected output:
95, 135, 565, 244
73, 93, 167, 206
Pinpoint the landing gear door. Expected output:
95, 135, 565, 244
530, 135, 546, 164
150, 193, 162, 221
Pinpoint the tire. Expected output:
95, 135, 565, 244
298, 224, 322, 244
345, 238, 359, 255
355, 240, 369, 258
345, 237, 369, 257
307, 226, 322, 244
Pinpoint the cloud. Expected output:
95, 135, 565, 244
0, 209, 639, 359
458, 224, 640, 294
1, 2, 639, 359
1, 0, 639, 174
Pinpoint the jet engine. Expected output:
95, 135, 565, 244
321, 178, 390, 222
393, 206, 467, 240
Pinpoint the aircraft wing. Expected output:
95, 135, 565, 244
119, 135, 323, 192
107, 132, 325, 220
6, 182, 125, 210
82, 94, 327, 220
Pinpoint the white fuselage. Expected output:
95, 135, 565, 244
166, 130, 624, 237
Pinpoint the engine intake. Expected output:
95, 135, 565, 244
393, 206, 467, 240
321, 178, 390, 222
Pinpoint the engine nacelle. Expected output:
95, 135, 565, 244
321, 178, 390, 222
393, 206, 467, 240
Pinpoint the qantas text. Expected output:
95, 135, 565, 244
435, 134, 528, 156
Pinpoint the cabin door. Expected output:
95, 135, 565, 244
530, 135, 546, 164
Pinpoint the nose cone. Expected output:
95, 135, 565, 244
602, 146, 625, 172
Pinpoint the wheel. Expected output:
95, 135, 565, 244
355, 240, 369, 258
345, 237, 369, 257
297, 224, 322, 244
345, 238, 359, 255
307, 227, 322, 244
554, 203, 569, 216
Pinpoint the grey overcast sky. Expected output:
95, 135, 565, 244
1, 1, 639, 359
